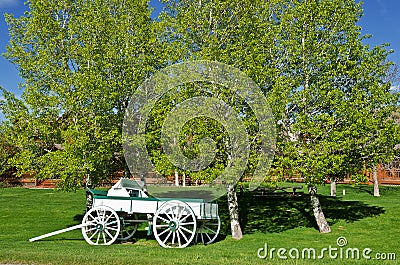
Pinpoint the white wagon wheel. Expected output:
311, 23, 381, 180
118, 213, 138, 241
152, 200, 197, 248
195, 216, 221, 245
81, 206, 121, 245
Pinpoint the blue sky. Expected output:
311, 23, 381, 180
0, 0, 399, 103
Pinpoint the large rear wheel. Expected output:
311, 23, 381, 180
152, 200, 197, 248
195, 216, 221, 244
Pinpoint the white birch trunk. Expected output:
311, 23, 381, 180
227, 184, 242, 240
309, 186, 331, 233
174, 170, 179, 187
330, 178, 336, 197
373, 166, 380, 197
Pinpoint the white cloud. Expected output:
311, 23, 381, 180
0, 0, 19, 8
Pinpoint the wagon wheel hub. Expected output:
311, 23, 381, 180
168, 220, 179, 231
96, 223, 104, 231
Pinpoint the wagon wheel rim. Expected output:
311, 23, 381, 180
81, 206, 120, 245
118, 214, 138, 241
195, 216, 221, 245
152, 200, 197, 248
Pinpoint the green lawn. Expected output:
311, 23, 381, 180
0, 184, 399, 265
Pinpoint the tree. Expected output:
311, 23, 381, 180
0, 127, 15, 178
3, 0, 158, 190
269, 0, 398, 232
156, 0, 399, 236
372, 64, 400, 197
0, 105, 18, 181
157, 0, 285, 239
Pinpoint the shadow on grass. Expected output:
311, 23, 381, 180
356, 185, 375, 196
217, 192, 385, 235
70, 190, 385, 240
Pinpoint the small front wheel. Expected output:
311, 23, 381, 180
81, 206, 120, 245
118, 213, 138, 241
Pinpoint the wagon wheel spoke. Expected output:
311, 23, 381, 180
86, 227, 98, 233
164, 210, 173, 222
89, 230, 99, 240
96, 232, 101, 245
178, 228, 189, 243
102, 231, 107, 244
88, 213, 96, 222
157, 227, 171, 237
157, 215, 170, 223
180, 226, 194, 234
204, 231, 212, 241
176, 206, 185, 220
172, 206, 180, 219
203, 226, 217, 235
177, 231, 182, 247
180, 222, 195, 226
179, 213, 191, 223
105, 229, 115, 242
104, 214, 117, 226
162, 231, 173, 244
171, 231, 176, 245
97, 208, 105, 223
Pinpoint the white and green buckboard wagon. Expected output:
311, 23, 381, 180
29, 178, 220, 248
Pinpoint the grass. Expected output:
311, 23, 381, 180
0, 184, 399, 264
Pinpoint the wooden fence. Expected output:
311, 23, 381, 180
2, 164, 400, 187
364, 164, 400, 185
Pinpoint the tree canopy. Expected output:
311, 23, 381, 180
1, 0, 398, 193
1, 0, 158, 190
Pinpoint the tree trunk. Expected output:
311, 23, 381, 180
330, 177, 336, 197
227, 184, 243, 240
140, 173, 148, 194
174, 170, 179, 187
85, 174, 92, 188
309, 186, 331, 233
373, 166, 380, 197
